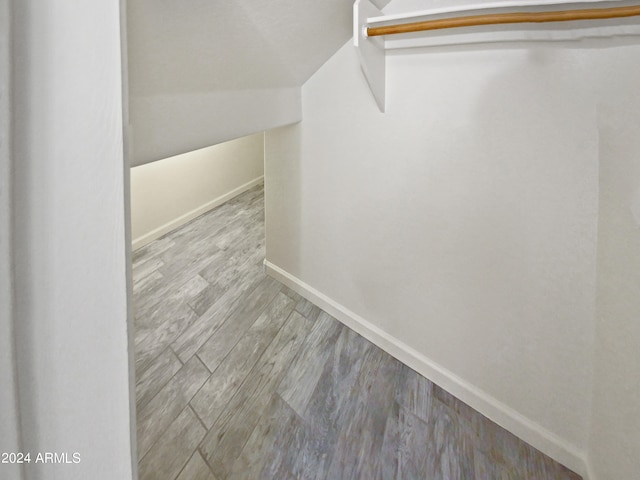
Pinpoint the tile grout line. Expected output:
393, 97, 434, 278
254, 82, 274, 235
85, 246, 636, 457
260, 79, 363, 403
197, 445, 218, 479
196, 297, 294, 432
136, 351, 191, 414
203, 307, 302, 445
169, 345, 184, 366
195, 352, 213, 375
171, 450, 197, 480
135, 347, 183, 412
138, 404, 190, 466
177, 274, 268, 364
137, 355, 210, 462
136, 298, 203, 377
188, 404, 209, 435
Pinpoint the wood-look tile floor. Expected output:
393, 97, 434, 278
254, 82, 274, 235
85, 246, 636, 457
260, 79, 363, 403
132, 183, 581, 480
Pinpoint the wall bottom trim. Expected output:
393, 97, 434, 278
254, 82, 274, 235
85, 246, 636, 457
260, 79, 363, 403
264, 260, 590, 479
132, 176, 264, 250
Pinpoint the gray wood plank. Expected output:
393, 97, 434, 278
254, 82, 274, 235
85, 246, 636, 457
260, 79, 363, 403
137, 355, 210, 459
170, 273, 275, 363
132, 270, 167, 316
380, 400, 401, 480
395, 364, 434, 423
190, 292, 296, 427
194, 277, 283, 373
294, 297, 313, 316
132, 236, 175, 265
148, 264, 210, 307
135, 304, 199, 379
136, 347, 183, 411
134, 266, 210, 323
474, 449, 519, 480
227, 183, 264, 207
134, 274, 208, 332
227, 394, 301, 480
158, 246, 222, 289
139, 407, 206, 480
291, 326, 373, 480
190, 245, 265, 316
176, 451, 217, 480
473, 412, 581, 479
306, 305, 322, 322
423, 399, 476, 480
471, 408, 536, 473
326, 348, 403, 480
204, 237, 265, 291
189, 254, 264, 315
133, 256, 165, 284
187, 282, 228, 318
206, 210, 263, 258
161, 204, 261, 282
433, 383, 478, 424
381, 401, 432, 480
167, 195, 256, 249
280, 284, 302, 303
294, 297, 319, 320
133, 269, 164, 296
209, 209, 264, 254
199, 311, 313, 479
277, 312, 343, 417
520, 443, 582, 480
258, 400, 306, 480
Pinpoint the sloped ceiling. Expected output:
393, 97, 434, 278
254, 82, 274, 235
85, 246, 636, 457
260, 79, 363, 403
128, 0, 389, 165
129, 0, 351, 94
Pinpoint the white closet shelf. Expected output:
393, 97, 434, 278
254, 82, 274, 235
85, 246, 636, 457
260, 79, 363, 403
354, 0, 640, 112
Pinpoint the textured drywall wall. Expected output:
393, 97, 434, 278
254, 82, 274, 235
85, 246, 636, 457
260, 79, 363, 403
263, 34, 629, 474
11, 1, 133, 479
0, 0, 21, 478
588, 47, 640, 480
131, 133, 264, 249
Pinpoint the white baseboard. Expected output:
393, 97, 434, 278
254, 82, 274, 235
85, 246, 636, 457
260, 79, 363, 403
264, 260, 590, 479
132, 176, 263, 251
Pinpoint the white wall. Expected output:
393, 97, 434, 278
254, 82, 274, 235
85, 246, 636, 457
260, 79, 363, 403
131, 133, 265, 249
587, 50, 640, 480
0, 1, 22, 479
265, 30, 640, 477
11, 1, 133, 479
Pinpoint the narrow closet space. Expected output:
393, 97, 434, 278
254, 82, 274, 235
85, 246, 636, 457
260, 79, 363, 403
125, 0, 640, 479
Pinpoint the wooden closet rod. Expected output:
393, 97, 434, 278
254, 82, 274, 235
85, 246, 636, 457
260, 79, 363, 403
366, 4, 640, 37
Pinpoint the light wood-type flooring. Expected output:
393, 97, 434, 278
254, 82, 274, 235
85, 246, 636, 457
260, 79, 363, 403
132, 183, 581, 480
